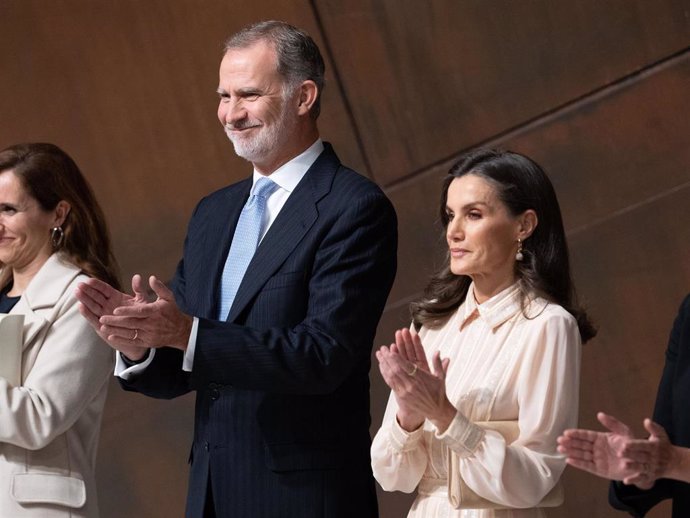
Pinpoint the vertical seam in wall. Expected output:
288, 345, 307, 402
310, 0, 375, 181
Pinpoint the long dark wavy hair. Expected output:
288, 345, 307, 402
410, 148, 596, 343
0, 143, 121, 290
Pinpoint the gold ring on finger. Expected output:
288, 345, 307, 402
405, 363, 418, 377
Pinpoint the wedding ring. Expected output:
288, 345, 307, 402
405, 363, 418, 377
132, 329, 139, 341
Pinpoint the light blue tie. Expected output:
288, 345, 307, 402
218, 177, 278, 320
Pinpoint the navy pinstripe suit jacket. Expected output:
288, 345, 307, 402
121, 144, 397, 518
609, 294, 690, 517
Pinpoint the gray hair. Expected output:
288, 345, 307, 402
224, 20, 325, 119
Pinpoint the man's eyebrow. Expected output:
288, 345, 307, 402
236, 87, 262, 95
216, 87, 263, 96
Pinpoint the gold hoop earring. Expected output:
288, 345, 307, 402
515, 238, 524, 262
51, 226, 65, 249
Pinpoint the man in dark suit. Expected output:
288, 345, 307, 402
557, 294, 690, 517
76, 21, 397, 518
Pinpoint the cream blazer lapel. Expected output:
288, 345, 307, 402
8, 254, 81, 376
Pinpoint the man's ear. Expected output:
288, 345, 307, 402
297, 80, 318, 116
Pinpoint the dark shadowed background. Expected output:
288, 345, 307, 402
1, 1, 688, 516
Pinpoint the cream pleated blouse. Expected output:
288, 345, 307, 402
371, 283, 581, 518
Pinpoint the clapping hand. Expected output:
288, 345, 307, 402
557, 412, 669, 489
76, 274, 154, 360
376, 328, 455, 433
78, 274, 193, 360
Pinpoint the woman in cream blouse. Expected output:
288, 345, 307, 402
0, 143, 119, 517
371, 149, 596, 517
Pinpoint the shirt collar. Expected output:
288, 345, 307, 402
251, 139, 324, 193
460, 282, 523, 331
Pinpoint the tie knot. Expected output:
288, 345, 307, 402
253, 177, 278, 199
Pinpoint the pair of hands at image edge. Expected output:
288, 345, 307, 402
557, 412, 690, 488
75, 275, 193, 362
376, 328, 457, 435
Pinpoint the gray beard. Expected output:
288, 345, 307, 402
224, 101, 296, 164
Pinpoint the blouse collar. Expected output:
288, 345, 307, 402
460, 282, 523, 331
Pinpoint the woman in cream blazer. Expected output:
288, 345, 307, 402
0, 143, 120, 517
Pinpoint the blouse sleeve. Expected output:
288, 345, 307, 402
371, 389, 429, 493
435, 310, 581, 508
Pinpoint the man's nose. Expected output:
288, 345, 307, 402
224, 99, 247, 125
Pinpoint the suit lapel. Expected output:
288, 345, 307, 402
227, 145, 339, 322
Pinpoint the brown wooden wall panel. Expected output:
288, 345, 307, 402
505, 54, 690, 234
316, 0, 690, 184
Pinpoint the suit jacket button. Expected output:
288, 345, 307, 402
204, 441, 210, 452
210, 388, 220, 400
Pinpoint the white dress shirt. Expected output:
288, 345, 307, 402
371, 282, 582, 517
116, 139, 324, 378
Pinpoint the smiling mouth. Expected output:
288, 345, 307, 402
226, 124, 261, 132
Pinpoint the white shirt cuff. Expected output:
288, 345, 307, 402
182, 317, 199, 372
114, 349, 156, 380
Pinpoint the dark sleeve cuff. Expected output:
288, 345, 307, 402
609, 479, 672, 517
